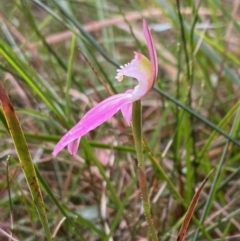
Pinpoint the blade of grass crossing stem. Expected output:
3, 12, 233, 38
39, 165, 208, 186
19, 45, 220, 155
154, 87, 240, 147
177, 169, 214, 241
66, 33, 76, 118
0, 83, 52, 241
78, 48, 115, 95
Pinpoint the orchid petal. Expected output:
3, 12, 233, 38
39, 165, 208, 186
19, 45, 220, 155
143, 19, 158, 84
121, 102, 133, 125
120, 89, 134, 125
53, 20, 158, 156
53, 93, 133, 156
67, 138, 81, 155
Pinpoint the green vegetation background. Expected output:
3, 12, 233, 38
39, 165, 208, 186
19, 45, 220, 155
0, 0, 240, 240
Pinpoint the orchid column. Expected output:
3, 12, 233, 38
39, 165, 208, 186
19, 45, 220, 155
53, 20, 158, 240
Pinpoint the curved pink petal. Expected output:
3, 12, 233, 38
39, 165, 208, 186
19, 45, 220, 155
53, 93, 133, 156
53, 19, 158, 156
120, 89, 134, 125
67, 138, 81, 155
121, 102, 132, 125
143, 19, 158, 84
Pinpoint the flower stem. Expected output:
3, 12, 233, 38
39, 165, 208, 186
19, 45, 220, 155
132, 100, 158, 241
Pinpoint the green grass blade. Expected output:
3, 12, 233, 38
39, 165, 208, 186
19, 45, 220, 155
0, 41, 65, 122
52, 0, 119, 68
65, 34, 76, 118
154, 87, 240, 147
0, 83, 52, 241
35, 166, 106, 239
193, 107, 240, 240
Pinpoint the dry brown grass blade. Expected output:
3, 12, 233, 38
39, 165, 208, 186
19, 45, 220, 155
26, 7, 219, 49
79, 51, 114, 96
176, 169, 214, 241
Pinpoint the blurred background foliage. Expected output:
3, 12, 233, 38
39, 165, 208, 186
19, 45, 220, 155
0, 0, 240, 240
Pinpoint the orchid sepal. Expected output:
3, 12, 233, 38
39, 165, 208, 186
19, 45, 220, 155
53, 20, 158, 156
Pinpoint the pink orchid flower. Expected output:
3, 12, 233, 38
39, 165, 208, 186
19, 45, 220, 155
53, 20, 158, 156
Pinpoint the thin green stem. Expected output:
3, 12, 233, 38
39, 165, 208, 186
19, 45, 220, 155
66, 33, 76, 118
132, 100, 158, 241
